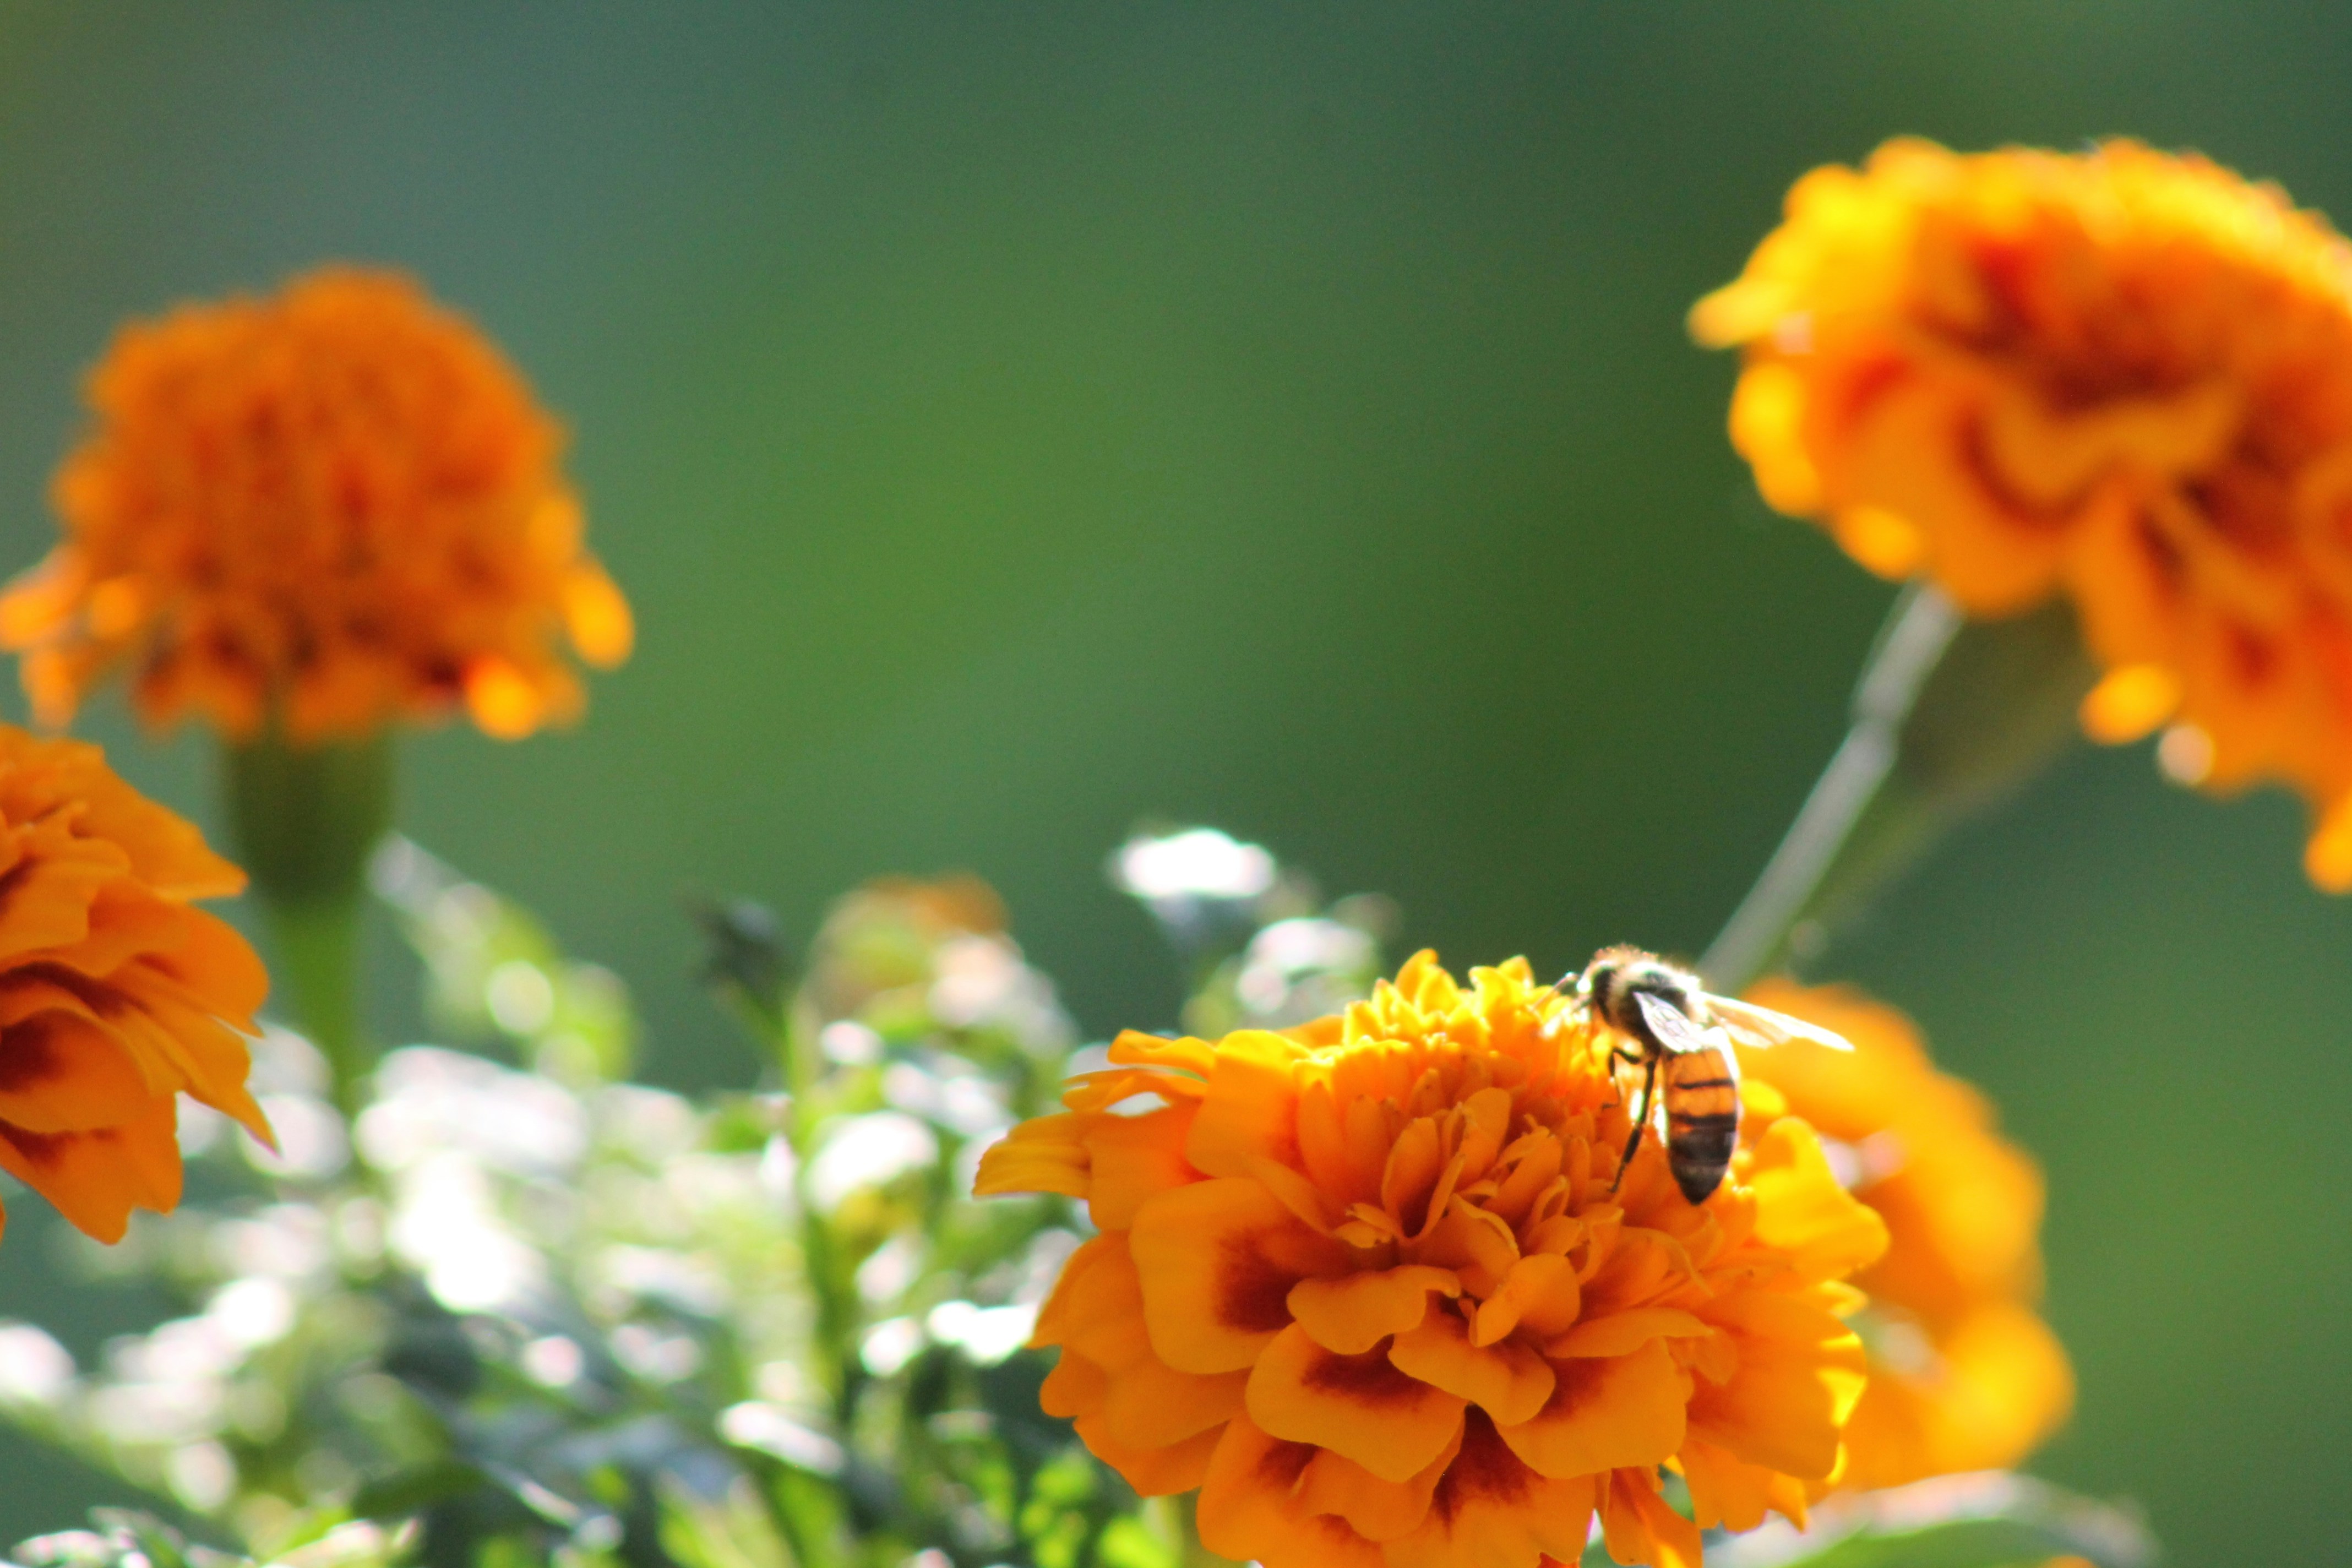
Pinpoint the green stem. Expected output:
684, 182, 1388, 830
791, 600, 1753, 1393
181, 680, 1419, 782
264, 897, 366, 1118
1701, 586, 2098, 992
222, 724, 394, 1116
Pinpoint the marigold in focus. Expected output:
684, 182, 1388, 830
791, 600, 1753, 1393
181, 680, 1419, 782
1734, 981, 2072, 1491
0, 728, 271, 1244
978, 953, 1888, 1568
1694, 138, 2352, 888
0, 268, 633, 743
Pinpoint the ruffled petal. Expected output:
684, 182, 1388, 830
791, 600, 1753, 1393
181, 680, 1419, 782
1132, 1177, 1350, 1374
1245, 1323, 1467, 1483
1496, 1339, 1686, 1479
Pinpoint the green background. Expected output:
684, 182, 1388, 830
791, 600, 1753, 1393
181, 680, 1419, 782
0, 4, 2343, 1563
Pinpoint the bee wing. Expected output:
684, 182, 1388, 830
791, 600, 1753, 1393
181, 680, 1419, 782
1634, 990, 1722, 1056
1706, 995, 1856, 1053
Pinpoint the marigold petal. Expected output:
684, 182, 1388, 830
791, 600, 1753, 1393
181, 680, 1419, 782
1197, 1412, 1387, 1568
1101, 1356, 1250, 1451
1072, 1411, 1224, 1498
2079, 662, 2182, 744
0, 830, 126, 962
2308, 797, 2352, 892
463, 658, 546, 740
1245, 1322, 1468, 1483
561, 563, 634, 668
1744, 1119, 1890, 1282
1130, 1177, 1350, 1374
1495, 1338, 1685, 1479
1185, 1030, 1305, 1177
0, 1008, 153, 1134
1287, 1265, 1460, 1355
1389, 1306, 1556, 1427
1474, 1251, 1581, 1344
1598, 1465, 1702, 1568
1828, 505, 1927, 579
972, 1113, 1090, 1200
1687, 1291, 1869, 1480
1728, 363, 1825, 515
1082, 1104, 1202, 1229
0, 1097, 181, 1243
1384, 1409, 1597, 1568
1544, 1307, 1710, 1360
1678, 1434, 1781, 1534
1038, 1348, 1107, 1418
1294, 1423, 1461, 1543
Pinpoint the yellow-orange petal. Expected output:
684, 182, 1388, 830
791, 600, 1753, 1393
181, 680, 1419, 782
562, 564, 634, 668
0, 1008, 154, 1134
1131, 1177, 1349, 1374
1099, 1357, 1250, 1451
1287, 1266, 1461, 1355
1185, 1030, 1305, 1177
2079, 663, 2182, 745
1384, 1411, 1598, 1568
1473, 1252, 1581, 1345
0, 557, 80, 650
1686, 1291, 1869, 1480
1495, 1338, 1685, 1479
972, 1113, 1089, 1200
1543, 1306, 1709, 1360
0, 1098, 182, 1244
1244, 1322, 1468, 1484
1038, 1348, 1107, 1418
1071, 1411, 1224, 1498
1744, 1119, 1891, 1282
1830, 505, 1926, 579
1197, 1413, 1387, 1568
1728, 363, 1825, 515
1599, 1464, 1702, 1568
1080, 1103, 1202, 1229
463, 658, 546, 741
1388, 1306, 1556, 1427
1295, 1423, 1462, 1543
2308, 796, 2352, 891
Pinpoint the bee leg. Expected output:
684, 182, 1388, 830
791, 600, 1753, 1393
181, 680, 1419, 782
1600, 1045, 1643, 1109
1608, 1055, 1658, 1196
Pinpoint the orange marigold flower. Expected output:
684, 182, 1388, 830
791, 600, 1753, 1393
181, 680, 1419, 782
0, 268, 632, 744
1735, 981, 2072, 1491
1693, 138, 2352, 887
977, 953, 1888, 1568
0, 728, 271, 1244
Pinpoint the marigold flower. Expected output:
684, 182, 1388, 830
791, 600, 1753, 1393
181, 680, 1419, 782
1735, 981, 2072, 1491
1694, 138, 2352, 887
977, 954, 1888, 1568
0, 268, 631, 743
0, 728, 271, 1244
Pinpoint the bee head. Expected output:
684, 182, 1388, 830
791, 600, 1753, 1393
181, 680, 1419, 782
1580, 944, 1700, 1034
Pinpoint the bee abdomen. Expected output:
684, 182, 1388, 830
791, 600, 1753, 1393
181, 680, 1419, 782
1663, 1048, 1741, 1205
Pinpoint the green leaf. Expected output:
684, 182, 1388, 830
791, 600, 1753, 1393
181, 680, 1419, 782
349, 1458, 493, 1521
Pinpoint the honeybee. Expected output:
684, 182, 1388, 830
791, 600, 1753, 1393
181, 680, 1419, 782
1560, 945, 1853, 1205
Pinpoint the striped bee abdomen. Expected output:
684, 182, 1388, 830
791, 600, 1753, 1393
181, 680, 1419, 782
1662, 1044, 1741, 1205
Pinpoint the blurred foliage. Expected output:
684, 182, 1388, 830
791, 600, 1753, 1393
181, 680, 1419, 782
0, 830, 2146, 1568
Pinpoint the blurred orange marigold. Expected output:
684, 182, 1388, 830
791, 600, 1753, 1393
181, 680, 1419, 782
0, 268, 632, 744
1734, 982, 2072, 1491
978, 953, 1888, 1568
1694, 138, 2352, 888
0, 728, 271, 1244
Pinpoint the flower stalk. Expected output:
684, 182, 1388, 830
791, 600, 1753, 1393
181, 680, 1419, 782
224, 724, 394, 1113
1702, 586, 2097, 990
